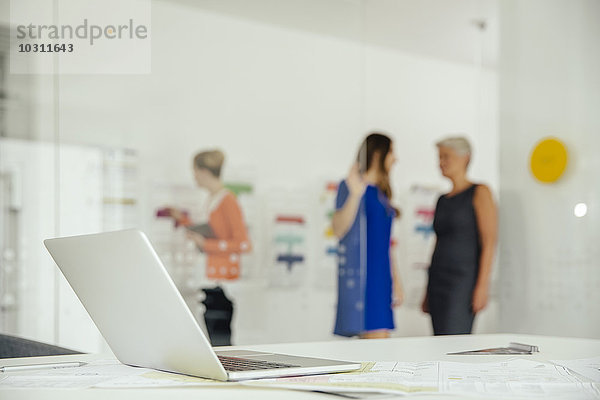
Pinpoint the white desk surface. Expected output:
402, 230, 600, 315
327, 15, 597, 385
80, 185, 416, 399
1, 333, 599, 399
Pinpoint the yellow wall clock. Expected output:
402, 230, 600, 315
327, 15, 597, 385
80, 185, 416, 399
530, 137, 568, 183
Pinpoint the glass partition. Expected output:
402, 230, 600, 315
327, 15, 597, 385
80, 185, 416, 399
6, 0, 596, 353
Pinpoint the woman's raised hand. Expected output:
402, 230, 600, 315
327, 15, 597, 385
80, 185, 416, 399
347, 163, 366, 197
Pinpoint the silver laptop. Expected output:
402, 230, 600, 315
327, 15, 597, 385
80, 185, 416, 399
44, 229, 360, 381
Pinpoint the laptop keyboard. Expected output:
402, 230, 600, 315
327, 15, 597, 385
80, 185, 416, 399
217, 355, 300, 372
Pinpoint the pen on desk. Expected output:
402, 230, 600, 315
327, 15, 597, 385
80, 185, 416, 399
0, 361, 87, 373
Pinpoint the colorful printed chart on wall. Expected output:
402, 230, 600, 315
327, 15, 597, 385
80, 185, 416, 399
530, 137, 568, 183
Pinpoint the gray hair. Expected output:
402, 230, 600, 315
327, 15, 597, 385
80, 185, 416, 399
436, 136, 472, 156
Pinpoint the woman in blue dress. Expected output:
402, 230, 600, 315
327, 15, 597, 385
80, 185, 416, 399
332, 133, 403, 339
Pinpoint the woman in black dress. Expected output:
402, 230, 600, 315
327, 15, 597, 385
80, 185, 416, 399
421, 137, 497, 335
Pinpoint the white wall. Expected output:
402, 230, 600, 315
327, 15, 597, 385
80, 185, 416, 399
3, 0, 500, 348
51, 3, 499, 190
499, 0, 600, 338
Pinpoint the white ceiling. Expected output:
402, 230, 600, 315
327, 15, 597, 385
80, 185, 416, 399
166, 0, 498, 67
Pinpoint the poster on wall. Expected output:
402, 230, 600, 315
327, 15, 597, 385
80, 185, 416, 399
398, 184, 440, 309
265, 188, 312, 288
0, 139, 135, 353
269, 213, 308, 288
314, 181, 339, 290
102, 148, 139, 232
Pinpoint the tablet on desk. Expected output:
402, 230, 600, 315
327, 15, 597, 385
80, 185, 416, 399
186, 223, 216, 238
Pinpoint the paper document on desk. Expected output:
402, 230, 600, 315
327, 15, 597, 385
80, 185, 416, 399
0, 359, 227, 389
244, 359, 600, 398
551, 356, 600, 383
0, 360, 148, 389
441, 359, 599, 398
243, 362, 438, 395
93, 369, 228, 388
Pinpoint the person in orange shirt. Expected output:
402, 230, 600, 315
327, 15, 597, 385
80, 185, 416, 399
167, 149, 251, 280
